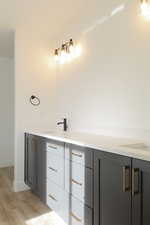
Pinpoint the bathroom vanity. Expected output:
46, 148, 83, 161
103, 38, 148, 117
25, 132, 150, 225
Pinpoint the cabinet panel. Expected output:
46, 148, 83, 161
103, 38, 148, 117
24, 134, 37, 190
46, 141, 65, 158
70, 196, 92, 225
24, 134, 46, 202
94, 150, 131, 225
65, 159, 93, 208
46, 151, 64, 188
65, 144, 93, 169
36, 137, 46, 202
46, 179, 69, 224
132, 159, 150, 225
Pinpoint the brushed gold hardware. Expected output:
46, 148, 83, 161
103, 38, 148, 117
48, 145, 57, 150
72, 152, 82, 158
48, 167, 58, 173
70, 212, 82, 222
122, 166, 131, 192
48, 194, 57, 202
72, 179, 82, 186
132, 168, 140, 196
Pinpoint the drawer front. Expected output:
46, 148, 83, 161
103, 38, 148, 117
65, 144, 93, 169
46, 179, 62, 211
46, 141, 64, 158
65, 160, 93, 208
46, 180, 69, 224
70, 196, 93, 225
70, 161, 85, 201
47, 151, 64, 188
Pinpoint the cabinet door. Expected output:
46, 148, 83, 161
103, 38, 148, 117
132, 159, 150, 225
94, 150, 131, 225
24, 134, 37, 190
36, 137, 46, 203
25, 134, 46, 202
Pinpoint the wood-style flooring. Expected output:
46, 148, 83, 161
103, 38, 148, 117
0, 167, 55, 225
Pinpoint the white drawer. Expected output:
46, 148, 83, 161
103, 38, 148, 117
47, 151, 64, 188
46, 179, 69, 224
65, 160, 93, 208
46, 142, 64, 158
70, 196, 92, 225
65, 144, 93, 169
67, 148, 85, 165
65, 160, 84, 200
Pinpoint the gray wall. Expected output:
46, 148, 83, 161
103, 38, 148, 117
0, 57, 14, 167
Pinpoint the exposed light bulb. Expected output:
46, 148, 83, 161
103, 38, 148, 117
60, 44, 67, 64
69, 39, 74, 51
54, 49, 59, 62
68, 39, 75, 61
141, 0, 150, 20
65, 44, 73, 62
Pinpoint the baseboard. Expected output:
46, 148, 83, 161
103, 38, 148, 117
0, 162, 14, 168
13, 180, 30, 192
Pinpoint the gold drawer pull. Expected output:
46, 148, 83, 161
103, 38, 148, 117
48, 167, 58, 173
72, 152, 82, 158
48, 145, 57, 150
48, 194, 57, 202
70, 212, 82, 223
72, 179, 82, 186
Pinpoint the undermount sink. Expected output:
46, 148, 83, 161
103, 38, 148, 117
121, 143, 150, 151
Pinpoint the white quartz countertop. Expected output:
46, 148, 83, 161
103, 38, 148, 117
26, 130, 150, 162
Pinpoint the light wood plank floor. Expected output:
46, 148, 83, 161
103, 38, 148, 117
0, 167, 55, 225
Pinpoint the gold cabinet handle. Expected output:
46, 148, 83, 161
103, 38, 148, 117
70, 212, 82, 223
48, 167, 58, 173
122, 166, 131, 192
72, 179, 82, 186
48, 145, 57, 150
72, 152, 82, 158
132, 168, 140, 196
48, 194, 57, 202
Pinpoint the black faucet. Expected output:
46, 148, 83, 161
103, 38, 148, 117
57, 118, 68, 131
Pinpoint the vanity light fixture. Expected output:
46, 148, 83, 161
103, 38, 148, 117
140, 0, 150, 20
53, 39, 82, 64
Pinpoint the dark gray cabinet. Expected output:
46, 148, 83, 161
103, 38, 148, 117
24, 133, 36, 189
132, 159, 150, 225
94, 150, 150, 225
25, 133, 150, 225
24, 133, 46, 202
94, 150, 132, 225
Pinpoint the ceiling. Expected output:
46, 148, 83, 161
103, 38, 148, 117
0, 0, 130, 34
0, 0, 135, 58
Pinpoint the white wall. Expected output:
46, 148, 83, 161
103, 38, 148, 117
14, 29, 57, 191
14, 0, 150, 191
51, 0, 150, 140
0, 57, 14, 167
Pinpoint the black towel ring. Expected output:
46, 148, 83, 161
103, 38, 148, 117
30, 95, 40, 106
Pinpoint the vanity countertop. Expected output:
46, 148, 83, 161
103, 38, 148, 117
26, 130, 150, 162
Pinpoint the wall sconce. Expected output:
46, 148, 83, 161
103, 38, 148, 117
140, 0, 150, 20
54, 39, 82, 64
